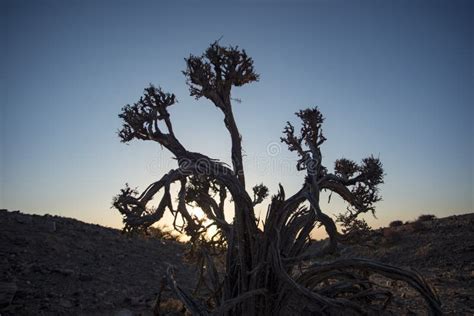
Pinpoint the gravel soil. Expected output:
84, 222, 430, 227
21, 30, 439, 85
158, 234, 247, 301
1, 209, 473, 315
0, 209, 197, 315
324, 213, 474, 315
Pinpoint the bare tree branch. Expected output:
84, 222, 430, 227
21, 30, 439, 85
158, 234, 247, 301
113, 43, 441, 315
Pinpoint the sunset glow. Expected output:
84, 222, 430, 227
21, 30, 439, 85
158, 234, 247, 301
1, 0, 472, 233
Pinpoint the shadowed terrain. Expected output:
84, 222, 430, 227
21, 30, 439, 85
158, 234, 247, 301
310, 213, 474, 315
1, 209, 473, 315
0, 209, 196, 315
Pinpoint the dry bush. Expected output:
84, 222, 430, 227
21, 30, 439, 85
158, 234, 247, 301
146, 226, 182, 242
383, 228, 402, 243
153, 297, 190, 316
410, 220, 425, 232
417, 214, 437, 222
336, 213, 372, 243
416, 244, 433, 258
389, 220, 403, 228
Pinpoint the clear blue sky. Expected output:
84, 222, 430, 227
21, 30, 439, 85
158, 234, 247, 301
1, 0, 473, 231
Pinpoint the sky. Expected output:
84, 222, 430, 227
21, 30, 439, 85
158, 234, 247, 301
1, 0, 473, 235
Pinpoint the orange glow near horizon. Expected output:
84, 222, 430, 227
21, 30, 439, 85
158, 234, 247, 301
172, 206, 219, 242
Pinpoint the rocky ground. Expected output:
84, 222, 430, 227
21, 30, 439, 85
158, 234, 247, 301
1, 209, 473, 315
328, 213, 474, 315
0, 209, 197, 315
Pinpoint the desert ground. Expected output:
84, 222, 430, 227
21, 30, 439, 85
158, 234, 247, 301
1, 209, 473, 315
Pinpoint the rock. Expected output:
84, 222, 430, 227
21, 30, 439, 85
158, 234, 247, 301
47, 221, 57, 233
52, 268, 75, 276
0, 282, 17, 307
132, 296, 145, 306
114, 308, 134, 316
15, 214, 33, 224
78, 273, 94, 281
124, 295, 146, 306
59, 298, 73, 308
32, 264, 48, 274
12, 237, 29, 246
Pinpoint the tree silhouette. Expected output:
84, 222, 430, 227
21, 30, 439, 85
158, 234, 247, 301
113, 42, 441, 315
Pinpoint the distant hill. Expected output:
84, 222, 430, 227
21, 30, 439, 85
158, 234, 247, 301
0, 209, 196, 315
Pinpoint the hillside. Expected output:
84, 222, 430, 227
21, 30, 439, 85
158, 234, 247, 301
324, 213, 474, 315
1, 210, 473, 315
0, 209, 196, 315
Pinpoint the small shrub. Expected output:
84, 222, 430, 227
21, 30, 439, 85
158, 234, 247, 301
146, 225, 181, 242
417, 214, 436, 222
157, 298, 187, 314
410, 220, 425, 232
383, 228, 401, 243
336, 213, 372, 243
389, 220, 403, 228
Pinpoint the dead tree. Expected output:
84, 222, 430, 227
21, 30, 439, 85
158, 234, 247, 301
113, 42, 442, 315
